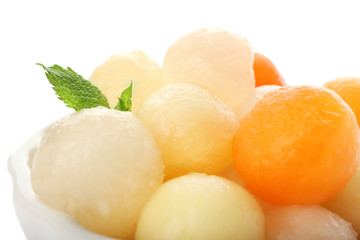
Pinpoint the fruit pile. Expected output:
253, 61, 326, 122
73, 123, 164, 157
31, 28, 360, 240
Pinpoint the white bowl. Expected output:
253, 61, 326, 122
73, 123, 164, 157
8, 128, 120, 240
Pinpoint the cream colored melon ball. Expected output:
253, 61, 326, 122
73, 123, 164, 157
163, 28, 255, 119
136, 83, 238, 180
30, 107, 164, 239
135, 173, 265, 240
255, 85, 281, 103
265, 205, 357, 240
90, 51, 164, 113
323, 167, 360, 234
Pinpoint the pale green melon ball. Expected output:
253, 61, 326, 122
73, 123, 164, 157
323, 167, 360, 234
90, 51, 164, 113
31, 107, 164, 239
135, 173, 265, 240
136, 83, 238, 180
265, 205, 357, 240
163, 28, 255, 119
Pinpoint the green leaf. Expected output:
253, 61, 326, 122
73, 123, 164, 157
37, 63, 110, 111
114, 81, 133, 111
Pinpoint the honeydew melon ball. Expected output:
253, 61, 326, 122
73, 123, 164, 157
265, 205, 357, 240
323, 167, 360, 234
163, 28, 255, 119
90, 51, 164, 113
136, 83, 238, 180
30, 107, 164, 239
135, 173, 265, 240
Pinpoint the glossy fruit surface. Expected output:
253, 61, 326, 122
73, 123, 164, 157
135, 173, 265, 240
324, 77, 360, 126
163, 28, 255, 119
233, 86, 360, 205
253, 52, 285, 87
137, 83, 238, 180
265, 205, 357, 240
31, 107, 164, 238
323, 167, 360, 234
90, 51, 164, 113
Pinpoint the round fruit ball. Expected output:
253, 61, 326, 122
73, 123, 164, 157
324, 77, 360, 126
30, 107, 164, 239
265, 205, 357, 240
323, 167, 360, 234
162, 28, 255, 119
137, 83, 238, 180
253, 52, 285, 87
135, 173, 265, 240
233, 86, 360, 205
90, 51, 164, 113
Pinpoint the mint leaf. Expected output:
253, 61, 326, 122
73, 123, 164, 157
37, 63, 110, 111
115, 82, 133, 111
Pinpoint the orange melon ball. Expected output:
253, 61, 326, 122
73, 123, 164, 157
324, 77, 360, 126
253, 52, 285, 87
233, 86, 360, 205
163, 28, 255, 119
137, 83, 238, 180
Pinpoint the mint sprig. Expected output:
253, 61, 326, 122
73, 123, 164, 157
115, 82, 133, 112
37, 64, 110, 111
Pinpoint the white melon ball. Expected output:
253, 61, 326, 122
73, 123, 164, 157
136, 83, 238, 180
90, 51, 164, 113
135, 173, 265, 240
30, 107, 164, 239
323, 167, 360, 234
255, 85, 281, 103
265, 205, 357, 240
163, 28, 255, 119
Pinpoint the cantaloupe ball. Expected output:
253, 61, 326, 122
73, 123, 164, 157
135, 173, 265, 240
136, 83, 238, 180
323, 167, 360, 234
265, 205, 357, 240
163, 28, 255, 119
255, 85, 281, 103
90, 51, 164, 113
30, 107, 164, 239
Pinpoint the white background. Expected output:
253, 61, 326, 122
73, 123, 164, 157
1, 0, 360, 239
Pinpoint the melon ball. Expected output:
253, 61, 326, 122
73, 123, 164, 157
163, 28, 255, 119
255, 85, 281, 103
90, 51, 164, 113
265, 205, 357, 240
30, 107, 164, 239
135, 173, 265, 240
136, 83, 238, 180
323, 167, 360, 234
